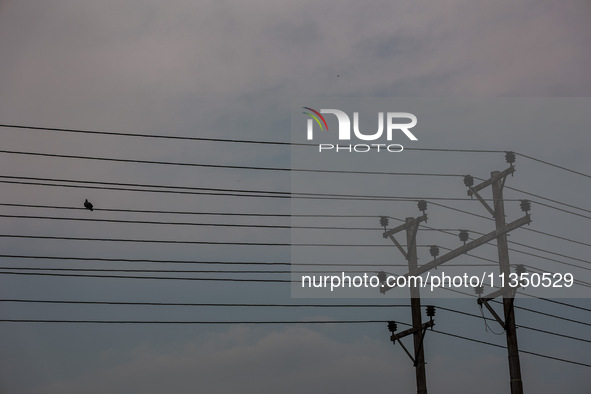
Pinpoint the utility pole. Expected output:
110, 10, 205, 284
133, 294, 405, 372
466, 152, 526, 394
380, 205, 431, 394
492, 169, 524, 394
380, 152, 531, 394
407, 216, 428, 394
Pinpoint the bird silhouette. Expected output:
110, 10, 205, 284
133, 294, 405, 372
84, 199, 93, 211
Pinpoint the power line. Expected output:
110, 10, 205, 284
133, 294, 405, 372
510, 303, 591, 327
504, 185, 591, 215
3, 216, 588, 282
385, 219, 591, 324
0, 212, 472, 233
531, 200, 591, 220
0, 234, 430, 247
425, 201, 591, 250
437, 306, 591, 344
529, 297, 591, 313
5, 176, 590, 223
524, 265, 591, 288
516, 152, 591, 180
0, 271, 295, 282
522, 228, 591, 248
3, 216, 589, 287
474, 176, 591, 217
0, 254, 295, 265
0, 213, 386, 231
0, 318, 386, 324
10, 231, 588, 276
3, 201, 589, 249
2, 123, 589, 179
0, 266, 414, 275
0, 149, 462, 178
473, 175, 591, 215
0, 315, 586, 367
0, 203, 370, 218
1, 255, 588, 326
2, 175, 589, 218
0, 299, 410, 307
414, 228, 591, 273
1, 298, 586, 344
0, 124, 299, 146
431, 329, 591, 368
0, 175, 495, 202
408, 219, 591, 270
0, 267, 293, 274
13, 213, 588, 252
0, 219, 591, 284
0, 254, 492, 268
0, 123, 503, 153
458, 176, 591, 219
459, 233, 591, 271
2, 259, 588, 325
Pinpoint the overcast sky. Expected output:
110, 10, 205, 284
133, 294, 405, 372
0, 1, 590, 393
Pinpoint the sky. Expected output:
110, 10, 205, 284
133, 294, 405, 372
0, 0, 590, 393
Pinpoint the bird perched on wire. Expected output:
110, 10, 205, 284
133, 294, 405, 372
84, 199, 93, 211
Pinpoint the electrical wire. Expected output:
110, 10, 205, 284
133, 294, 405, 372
3, 202, 589, 249
0, 213, 384, 231
438, 306, 591, 343
0, 254, 494, 268
0, 175, 510, 202
2, 123, 589, 178
0, 149, 463, 178
0, 203, 372, 218
431, 329, 591, 368
515, 152, 591, 180
0, 313, 586, 367
0, 271, 294, 282
0, 234, 430, 247
1, 298, 587, 344
0, 299, 409, 307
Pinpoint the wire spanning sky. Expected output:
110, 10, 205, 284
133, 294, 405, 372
0, 1, 590, 393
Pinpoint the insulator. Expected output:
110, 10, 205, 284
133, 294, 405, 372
474, 285, 484, 296
426, 305, 436, 317
459, 230, 469, 243
520, 199, 531, 213
463, 175, 474, 187
417, 200, 427, 213
429, 245, 440, 258
378, 271, 387, 283
505, 151, 516, 164
515, 264, 526, 275
387, 321, 397, 333
379, 216, 389, 228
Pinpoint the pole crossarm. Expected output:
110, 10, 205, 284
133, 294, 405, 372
392, 320, 435, 340
380, 214, 531, 294
386, 234, 408, 260
467, 166, 514, 196
390, 320, 435, 365
470, 189, 495, 217
382, 214, 427, 260
383, 214, 428, 238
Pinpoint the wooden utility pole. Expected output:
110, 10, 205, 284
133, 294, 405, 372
406, 217, 428, 394
381, 154, 530, 394
491, 170, 524, 394
380, 210, 431, 394
466, 152, 526, 394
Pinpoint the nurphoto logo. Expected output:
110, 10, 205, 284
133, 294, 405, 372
302, 107, 418, 152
